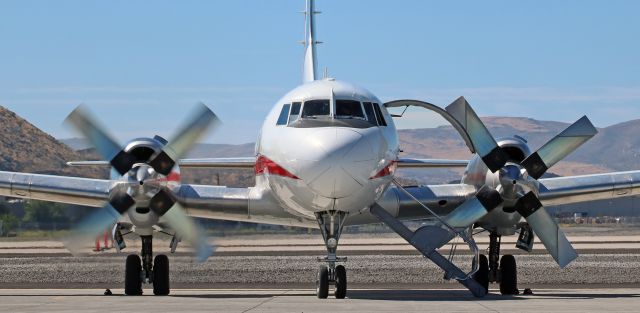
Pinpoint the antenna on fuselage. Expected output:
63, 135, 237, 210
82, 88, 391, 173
301, 0, 322, 83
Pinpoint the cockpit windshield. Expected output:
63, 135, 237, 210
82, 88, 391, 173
289, 98, 378, 128
335, 100, 364, 119
301, 99, 330, 118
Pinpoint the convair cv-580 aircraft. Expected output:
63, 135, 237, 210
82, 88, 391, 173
2, 0, 640, 298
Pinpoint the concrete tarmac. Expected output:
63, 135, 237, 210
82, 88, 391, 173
0, 288, 638, 312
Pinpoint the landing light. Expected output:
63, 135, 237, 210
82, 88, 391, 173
255, 155, 299, 179
370, 161, 398, 179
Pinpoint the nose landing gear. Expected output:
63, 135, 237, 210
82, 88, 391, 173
315, 211, 348, 299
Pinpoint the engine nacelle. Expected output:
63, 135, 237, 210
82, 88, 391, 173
108, 136, 182, 232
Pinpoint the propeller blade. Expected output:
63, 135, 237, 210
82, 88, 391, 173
521, 116, 597, 179
64, 194, 135, 255
163, 202, 214, 263
149, 103, 220, 175
444, 185, 503, 228
445, 97, 508, 172
150, 189, 213, 262
65, 105, 136, 175
515, 192, 578, 268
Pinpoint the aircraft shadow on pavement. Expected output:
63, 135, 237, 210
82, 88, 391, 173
524, 292, 640, 300
346, 290, 516, 301
346, 289, 640, 302
0, 293, 276, 299
0, 289, 637, 301
170, 294, 277, 299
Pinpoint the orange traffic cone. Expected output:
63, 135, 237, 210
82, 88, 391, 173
94, 236, 101, 252
104, 230, 109, 250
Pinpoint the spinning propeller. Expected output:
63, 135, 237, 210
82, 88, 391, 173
64, 104, 219, 262
446, 97, 597, 268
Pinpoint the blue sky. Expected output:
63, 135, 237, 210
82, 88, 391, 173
1, 0, 639, 144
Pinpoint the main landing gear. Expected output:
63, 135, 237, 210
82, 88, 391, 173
315, 211, 348, 299
124, 235, 170, 296
472, 232, 519, 295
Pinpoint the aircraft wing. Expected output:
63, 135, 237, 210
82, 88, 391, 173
538, 170, 640, 206
67, 157, 257, 170
3, 168, 640, 229
0, 171, 110, 207
365, 170, 640, 224
174, 184, 315, 227
397, 158, 468, 168
0, 168, 476, 227
0, 170, 313, 227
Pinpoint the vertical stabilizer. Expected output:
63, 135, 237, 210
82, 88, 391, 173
302, 0, 320, 83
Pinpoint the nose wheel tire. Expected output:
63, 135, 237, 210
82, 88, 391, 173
316, 265, 329, 299
153, 254, 170, 296
125, 255, 142, 296
473, 254, 489, 295
334, 265, 347, 299
499, 254, 519, 295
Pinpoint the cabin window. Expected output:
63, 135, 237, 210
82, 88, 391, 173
301, 99, 330, 118
289, 102, 301, 124
335, 100, 365, 119
276, 103, 290, 125
373, 103, 387, 126
363, 102, 378, 125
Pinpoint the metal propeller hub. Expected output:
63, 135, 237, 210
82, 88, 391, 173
497, 164, 531, 202
124, 164, 165, 204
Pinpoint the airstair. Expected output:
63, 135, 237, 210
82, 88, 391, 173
370, 180, 487, 298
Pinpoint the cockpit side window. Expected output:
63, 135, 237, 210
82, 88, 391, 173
362, 102, 378, 125
301, 99, 330, 118
276, 103, 290, 125
373, 103, 387, 126
289, 102, 301, 125
335, 100, 365, 119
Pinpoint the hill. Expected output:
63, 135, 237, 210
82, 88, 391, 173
396, 116, 627, 182
0, 107, 104, 178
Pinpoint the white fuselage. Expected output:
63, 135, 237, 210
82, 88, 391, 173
256, 79, 399, 219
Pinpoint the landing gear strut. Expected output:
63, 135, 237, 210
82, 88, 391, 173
315, 211, 348, 299
123, 235, 170, 296
474, 232, 519, 295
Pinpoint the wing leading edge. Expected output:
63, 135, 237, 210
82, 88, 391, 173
67, 157, 257, 170
69, 157, 468, 170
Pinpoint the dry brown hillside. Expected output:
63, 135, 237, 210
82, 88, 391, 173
398, 116, 620, 178
0, 106, 105, 178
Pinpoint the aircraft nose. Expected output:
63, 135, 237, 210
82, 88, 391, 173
295, 128, 376, 198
